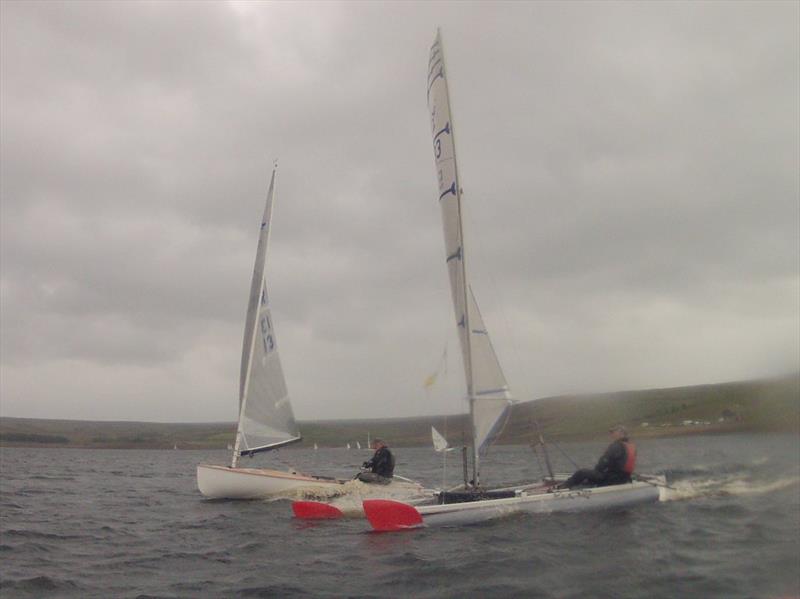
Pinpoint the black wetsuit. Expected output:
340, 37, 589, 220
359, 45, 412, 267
363, 447, 395, 478
562, 438, 632, 488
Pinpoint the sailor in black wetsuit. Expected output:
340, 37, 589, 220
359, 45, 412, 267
356, 438, 395, 484
557, 425, 637, 489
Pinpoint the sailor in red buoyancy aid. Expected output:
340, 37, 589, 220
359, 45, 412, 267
557, 425, 637, 489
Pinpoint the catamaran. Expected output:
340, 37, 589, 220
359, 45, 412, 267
196, 165, 427, 500
360, 30, 663, 530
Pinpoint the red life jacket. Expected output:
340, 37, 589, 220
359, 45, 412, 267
622, 442, 636, 474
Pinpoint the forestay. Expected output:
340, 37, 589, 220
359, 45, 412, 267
234, 166, 301, 464
427, 30, 513, 479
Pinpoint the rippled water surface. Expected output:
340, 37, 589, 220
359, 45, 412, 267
2, 434, 799, 598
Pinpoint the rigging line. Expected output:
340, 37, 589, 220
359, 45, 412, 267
531, 418, 554, 480
549, 439, 580, 469
530, 441, 546, 479
458, 200, 515, 467
462, 196, 531, 403
528, 418, 542, 468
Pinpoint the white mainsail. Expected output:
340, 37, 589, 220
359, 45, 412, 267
427, 30, 513, 483
232, 165, 301, 466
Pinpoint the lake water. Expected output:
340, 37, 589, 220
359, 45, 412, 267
1, 434, 798, 598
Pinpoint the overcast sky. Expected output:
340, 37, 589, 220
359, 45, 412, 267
1, 1, 797, 423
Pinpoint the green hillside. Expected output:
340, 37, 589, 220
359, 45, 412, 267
503, 374, 799, 443
1, 374, 796, 449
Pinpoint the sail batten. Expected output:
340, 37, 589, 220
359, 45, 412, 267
239, 436, 302, 457
232, 165, 301, 467
428, 30, 514, 482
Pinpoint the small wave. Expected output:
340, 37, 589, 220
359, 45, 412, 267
180, 514, 233, 529
3, 529, 95, 542
666, 465, 714, 478
0, 541, 53, 554
13, 488, 52, 496
660, 475, 800, 502
720, 476, 800, 496
238, 583, 307, 597
666, 461, 766, 480
4, 576, 80, 592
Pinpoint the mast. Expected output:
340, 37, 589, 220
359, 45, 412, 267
428, 29, 479, 484
428, 30, 513, 488
439, 30, 478, 483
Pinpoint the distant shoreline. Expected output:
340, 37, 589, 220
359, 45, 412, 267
0, 425, 788, 452
2, 374, 797, 450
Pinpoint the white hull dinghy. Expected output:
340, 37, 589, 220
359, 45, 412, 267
197, 464, 347, 500
198, 464, 430, 501
359, 30, 664, 529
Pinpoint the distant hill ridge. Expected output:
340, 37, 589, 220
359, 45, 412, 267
1, 374, 797, 449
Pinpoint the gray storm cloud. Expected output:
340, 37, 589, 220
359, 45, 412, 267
1, 1, 797, 422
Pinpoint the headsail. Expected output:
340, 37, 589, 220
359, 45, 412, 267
233, 165, 301, 466
466, 287, 513, 455
427, 29, 513, 482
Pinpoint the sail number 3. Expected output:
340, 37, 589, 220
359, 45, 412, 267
260, 315, 275, 354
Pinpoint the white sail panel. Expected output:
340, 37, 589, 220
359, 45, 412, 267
236, 167, 300, 456
467, 287, 513, 455
428, 30, 471, 391
431, 426, 449, 452
239, 283, 300, 452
